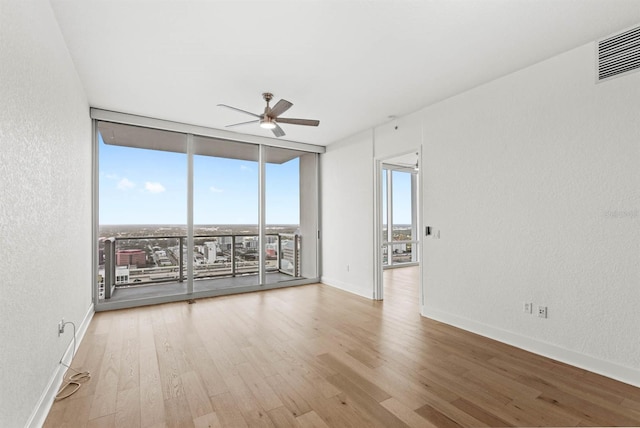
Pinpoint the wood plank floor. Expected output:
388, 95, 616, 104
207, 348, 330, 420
45, 267, 640, 427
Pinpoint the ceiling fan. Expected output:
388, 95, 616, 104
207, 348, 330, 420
218, 92, 319, 138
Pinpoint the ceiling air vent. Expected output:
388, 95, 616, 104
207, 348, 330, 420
598, 24, 640, 81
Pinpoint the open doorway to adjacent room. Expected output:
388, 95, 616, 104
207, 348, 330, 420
374, 150, 422, 308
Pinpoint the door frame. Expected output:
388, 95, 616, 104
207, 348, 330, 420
373, 147, 423, 304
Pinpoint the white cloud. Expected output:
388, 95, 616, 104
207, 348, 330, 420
106, 173, 120, 180
240, 165, 252, 171
210, 186, 224, 193
117, 178, 135, 190
145, 182, 166, 193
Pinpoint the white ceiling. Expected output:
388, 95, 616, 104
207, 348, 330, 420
50, 0, 640, 146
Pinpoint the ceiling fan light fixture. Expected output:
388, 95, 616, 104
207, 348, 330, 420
260, 117, 276, 129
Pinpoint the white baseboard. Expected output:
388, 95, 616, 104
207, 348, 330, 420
422, 305, 640, 388
26, 303, 95, 428
320, 276, 373, 299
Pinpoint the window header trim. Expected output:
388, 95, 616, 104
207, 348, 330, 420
91, 108, 325, 154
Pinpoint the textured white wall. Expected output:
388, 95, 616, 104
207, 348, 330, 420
320, 130, 375, 298
421, 42, 640, 384
321, 41, 640, 385
0, 1, 92, 426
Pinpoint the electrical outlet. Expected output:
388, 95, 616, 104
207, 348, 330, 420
523, 302, 532, 314
58, 318, 65, 336
537, 306, 547, 318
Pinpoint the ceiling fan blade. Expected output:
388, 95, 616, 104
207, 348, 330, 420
276, 117, 320, 127
269, 99, 293, 118
225, 119, 260, 128
217, 104, 261, 118
272, 123, 286, 138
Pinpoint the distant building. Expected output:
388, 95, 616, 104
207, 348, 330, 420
218, 236, 233, 251
154, 249, 172, 266
204, 241, 221, 263
194, 253, 205, 265
391, 243, 407, 253
97, 268, 105, 297
265, 243, 277, 258
115, 266, 130, 284
242, 236, 258, 249
116, 249, 146, 267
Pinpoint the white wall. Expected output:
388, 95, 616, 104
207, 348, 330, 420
0, 1, 93, 426
421, 42, 639, 385
373, 109, 423, 160
320, 130, 375, 298
321, 41, 640, 386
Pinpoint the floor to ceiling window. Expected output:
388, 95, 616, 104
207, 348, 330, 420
94, 111, 322, 310
193, 136, 260, 291
264, 146, 318, 284
97, 122, 188, 302
382, 165, 418, 268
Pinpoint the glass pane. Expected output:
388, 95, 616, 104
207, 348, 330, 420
382, 169, 388, 243
390, 242, 416, 264
265, 147, 318, 283
97, 122, 187, 301
382, 244, 389, 266
193, 136, 259, 291
392, 170, 413, 241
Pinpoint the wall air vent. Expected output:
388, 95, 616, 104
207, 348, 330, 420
598, 24, 640, 81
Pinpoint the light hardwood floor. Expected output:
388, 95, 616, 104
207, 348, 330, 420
45, 267, 640, 427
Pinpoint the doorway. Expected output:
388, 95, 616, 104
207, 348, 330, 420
374, 150, 422, 305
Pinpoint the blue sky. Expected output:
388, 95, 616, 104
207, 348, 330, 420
99, 134, 300, 225
100, 134, 414, 225
382, 170, 413, 225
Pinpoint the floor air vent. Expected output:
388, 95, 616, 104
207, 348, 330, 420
598, 24, 640, 81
